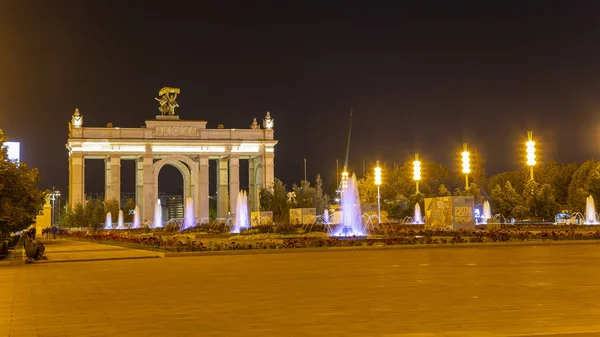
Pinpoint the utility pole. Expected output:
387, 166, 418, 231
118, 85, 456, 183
303, 158, 307, 182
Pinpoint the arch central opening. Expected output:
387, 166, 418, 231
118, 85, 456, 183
157, 163, 186, 220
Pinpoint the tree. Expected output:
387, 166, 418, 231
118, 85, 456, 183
385, 194, 411, 220
466, 183, 484, 206
357, 172, 377, 204
568, 160, 600, 212
487, 170, 527, 196
437, 184, 451, 197
91, 199, 105, 228
523, 180, 540, 219
313, 174, 328, 214
489, 181, 523, 218
104, 198, 120, 223
123, 198, 135, 222
425, 162, 451, 195
68, 203, 86, 228
535, 184, 561, 221
0, 129, 46, 237
537, 159, 577, 207
293, 180, 316, 209
259, 178, 290, 223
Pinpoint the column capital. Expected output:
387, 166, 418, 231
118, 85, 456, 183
198, 155, 209, 166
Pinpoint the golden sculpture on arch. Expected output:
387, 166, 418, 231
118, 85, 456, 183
155, 87, 181, 116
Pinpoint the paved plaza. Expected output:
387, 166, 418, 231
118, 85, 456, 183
2, 240, 600, 336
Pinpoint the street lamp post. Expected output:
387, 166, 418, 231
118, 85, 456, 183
413, 154, 421, 194
340, 168, 349, 202
374, 161, 382, 224
461, 143, 471, 190
50, 187, 61, 225
526, 131, 536, 181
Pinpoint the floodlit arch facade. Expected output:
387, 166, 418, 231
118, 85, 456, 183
66, 99, 277, 222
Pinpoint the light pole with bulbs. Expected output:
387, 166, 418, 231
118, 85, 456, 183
340, 168, 349, 201
461, 143, 471, 189
50, 186, 61, 225
413, 154, 421, 194
374, 161, 382, 224
526, 131, 536, 181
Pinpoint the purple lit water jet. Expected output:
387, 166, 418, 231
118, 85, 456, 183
332, 173, 365, 237
231, 191, 249, 233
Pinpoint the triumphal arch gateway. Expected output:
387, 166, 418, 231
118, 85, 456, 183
66, 87, 277, 222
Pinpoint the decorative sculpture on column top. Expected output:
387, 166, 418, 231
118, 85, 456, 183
155, 87, 181, 116
263, 111, 274, 130
72, 108, 83, 128
250, 118, 260, 129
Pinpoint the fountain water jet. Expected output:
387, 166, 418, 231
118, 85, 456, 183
154, 199, 163, 228
117, 210, 124, 229
585, 195, 599, 225
323, 209, 330, 224
182, 196, 195, 230
132, 205, 140, 228
481, 201, 492, 224
104, 212, 112, 230
413, 203, 423, 224
231, 191, 249, 233
332, 173, 365, 237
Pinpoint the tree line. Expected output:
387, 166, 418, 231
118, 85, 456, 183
260, 153, 600, 222
0, 129, 46, 237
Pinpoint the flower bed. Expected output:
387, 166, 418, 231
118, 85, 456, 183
64, 229, 600, 253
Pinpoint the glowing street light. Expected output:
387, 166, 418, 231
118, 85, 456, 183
526, 131, 536, 181
413, 153, 421, 194
374, 161, 382, 224
49, 187, 61, 225
461, 143, 471, 189
340, 168, 349, 201
341, 169, 349, 190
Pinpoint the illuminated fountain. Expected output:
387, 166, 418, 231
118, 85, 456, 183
413, 203, 423, 224
104, 212, 112, 230
132, 205, 140, 228
182, 196, 195, 231
482, 201, 492, 224
231, 191, 250, 233
117, 210, 124, 229
153, 199, 163, 228
323, 209, 330, 224
332, 173, 365, 237
585, 195, 599, 225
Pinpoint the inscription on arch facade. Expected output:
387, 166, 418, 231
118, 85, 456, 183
155, 125, 197, 137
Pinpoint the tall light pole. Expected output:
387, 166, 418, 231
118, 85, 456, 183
461, 143, 471, 189
413, 154, 421, 194
374, 161, 382, 224
50, 187, 61, 225
526, 131, 536, 181
340, 168, 349, 202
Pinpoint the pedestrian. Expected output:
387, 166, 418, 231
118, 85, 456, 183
51, 224, 58, 240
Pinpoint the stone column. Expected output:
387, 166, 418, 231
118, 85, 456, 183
248, 158, 257, 212
141, 150, 155, 222
105, 154, 121, 204
104, 156, 111, 200
229, 155, 240, 216
264, 152, 275, 190
198, 155, 210, 220
136, 156, 144, 211
255, 156, 264, 194
189, 160, 199, 219
216, 157, 229, 218
69, 153, 85, 207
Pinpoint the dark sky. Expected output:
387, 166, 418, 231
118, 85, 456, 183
2, 1, 600, 196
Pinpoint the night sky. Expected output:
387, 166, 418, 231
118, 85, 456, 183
2, 1, 600, 196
